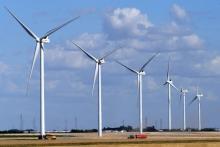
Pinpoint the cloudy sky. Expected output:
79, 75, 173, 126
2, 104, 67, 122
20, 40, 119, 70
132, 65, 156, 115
1, 0, 220, 131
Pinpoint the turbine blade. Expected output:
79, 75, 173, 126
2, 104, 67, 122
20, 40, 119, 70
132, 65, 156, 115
72, 42, 97, 62
100, 47, 120, 60
189, 96, 198, 105
163, 81, 168, 85
42, 16, 80, 38
139, 52, 160, 72
115, 60, 138, 74
167, 58, 170, 80
5, 7, 39, 41
170, 82, 179, 91
179, 93, 182, 104
92, 63, 98, 95
27, 42, 40, 94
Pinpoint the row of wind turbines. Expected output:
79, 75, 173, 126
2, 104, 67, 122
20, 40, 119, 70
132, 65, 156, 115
5, 7, 204, 139
164, 60, 204, 131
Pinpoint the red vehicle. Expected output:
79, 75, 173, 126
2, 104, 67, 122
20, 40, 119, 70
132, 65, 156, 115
135, 134, 147, 139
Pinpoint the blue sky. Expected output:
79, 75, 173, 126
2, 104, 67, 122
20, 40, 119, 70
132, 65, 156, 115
0, 0, 220, 131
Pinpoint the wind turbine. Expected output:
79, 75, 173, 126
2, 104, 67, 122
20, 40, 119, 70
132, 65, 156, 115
190, 87, 203, 131
180, 88, 188, 131
116, 53, 159, 134
164, 59, 178, 131
72, 42, 118, 137
6, 7, 80, 139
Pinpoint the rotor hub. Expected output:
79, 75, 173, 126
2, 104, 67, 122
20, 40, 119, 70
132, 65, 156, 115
168, 80, 173, 84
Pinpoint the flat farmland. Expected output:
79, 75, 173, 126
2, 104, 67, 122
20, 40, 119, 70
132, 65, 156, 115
0, 132, 220, 146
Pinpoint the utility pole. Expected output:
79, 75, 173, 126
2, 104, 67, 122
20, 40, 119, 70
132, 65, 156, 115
74, 117, 78, 130
160, 118, 163, 130
154, 120, 158, 129
32, 117, 36, 131
145, 116, 148, 128
65, 119, 68, 131
19, 114, 23, 131
122, 120, 125, 127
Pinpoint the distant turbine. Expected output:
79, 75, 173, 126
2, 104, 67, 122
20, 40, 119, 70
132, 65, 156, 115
116, 53, 159, 134
6, 7, 79, 139
180, 88, 188, 131
72, 42, 118, 137
190, 87, 203, 131
164, 59, 178, 131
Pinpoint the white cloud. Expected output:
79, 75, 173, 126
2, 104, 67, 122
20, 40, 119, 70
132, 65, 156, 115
161, 21, 190, 36
69, 33, 108, 50
171, 4, 188, 21
205, 91, 218, 101
198, 56, 220, 75
43, 6, 205, 79
145, 77, 159, 92
109, 47, 137, 60
46, 80, 59, 90
0, 62, 9, 74
6, 81, 20, 93
182, 34, 203, 49
104, 8, 153, 38
46, 46, 91, 69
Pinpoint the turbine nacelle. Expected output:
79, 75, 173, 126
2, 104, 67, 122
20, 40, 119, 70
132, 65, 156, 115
167, 80, 172, 85
181, 88, 188, 93
198, 94, 203, 97
41, 37, 50, 43
98, 59, 105, 64
139, 71, 146, 75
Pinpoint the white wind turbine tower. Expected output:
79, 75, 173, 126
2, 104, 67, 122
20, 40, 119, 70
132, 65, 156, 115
116, 53, 159, 134
72, 42, 119, 137
190, 87, 203, 131
6, 7, 79, 139
164, 59, 178, 131
180, 88, 188, 131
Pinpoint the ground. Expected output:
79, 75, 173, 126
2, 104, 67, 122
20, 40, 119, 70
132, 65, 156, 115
0, 132, 220, 146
